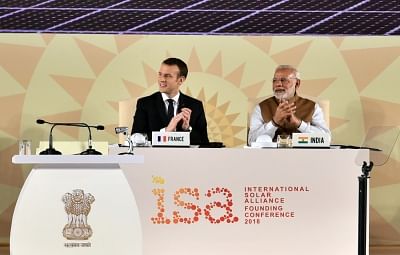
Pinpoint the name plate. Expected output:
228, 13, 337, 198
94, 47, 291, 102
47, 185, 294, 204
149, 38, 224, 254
292, 133, 330, 148
151, 132, 190, 147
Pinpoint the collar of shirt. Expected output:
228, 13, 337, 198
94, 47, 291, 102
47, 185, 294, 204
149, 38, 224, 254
161, 92, 180, 114
161, 92, 180, 103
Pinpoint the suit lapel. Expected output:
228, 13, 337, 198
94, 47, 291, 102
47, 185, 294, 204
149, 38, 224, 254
178, 92, 188, 112
156, 91, 189, 128
155, 92, 169, 124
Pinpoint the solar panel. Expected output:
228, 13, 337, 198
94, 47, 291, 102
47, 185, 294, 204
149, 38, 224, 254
189, 0, 279, 10
0, 0, 398, 35
218, 12, 333, 34
55, 10, 171, 32
0, 0, 45, 8
0, 9, 90, 30
41, 0, 125, 9
0, 9, 13, 16
136, 11, 250, 33
270, 0, 365, 11
116, 0, 202, 10
352, 0, 400, 11
306, 12, 400, 35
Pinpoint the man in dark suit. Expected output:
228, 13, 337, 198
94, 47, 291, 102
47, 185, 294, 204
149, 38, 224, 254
131, 58, 209, 145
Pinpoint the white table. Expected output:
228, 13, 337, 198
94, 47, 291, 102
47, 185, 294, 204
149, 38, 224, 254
12, 149, 370, 255
11, 155, 143, 255
112, 147, 370, 255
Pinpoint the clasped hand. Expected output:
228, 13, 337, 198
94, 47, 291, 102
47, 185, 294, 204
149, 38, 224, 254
272, 101, 301, 129
166, 107, 191, 131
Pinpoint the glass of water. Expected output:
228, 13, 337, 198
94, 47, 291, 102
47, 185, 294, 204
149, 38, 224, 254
277, 135, 291, 148
19, 140, 32, 155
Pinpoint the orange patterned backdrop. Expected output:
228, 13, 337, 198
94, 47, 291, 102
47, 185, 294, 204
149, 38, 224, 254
0, 34, 400, 249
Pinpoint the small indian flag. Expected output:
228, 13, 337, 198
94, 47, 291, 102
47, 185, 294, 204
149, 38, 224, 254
298, 136, 309, 144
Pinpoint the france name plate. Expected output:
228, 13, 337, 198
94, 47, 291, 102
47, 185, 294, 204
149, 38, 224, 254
151, 132, 190, 147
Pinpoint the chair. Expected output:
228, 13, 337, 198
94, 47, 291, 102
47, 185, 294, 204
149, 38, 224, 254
302, 97, 330, 128
318, 99, 330, 128
118, 99, 136, 144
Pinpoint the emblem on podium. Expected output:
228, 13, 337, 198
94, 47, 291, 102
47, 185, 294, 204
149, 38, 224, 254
62, 189, 95, 240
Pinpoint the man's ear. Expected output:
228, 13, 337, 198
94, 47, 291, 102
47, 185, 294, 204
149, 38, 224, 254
178, 76, 186, 85
295, 79, 301, 89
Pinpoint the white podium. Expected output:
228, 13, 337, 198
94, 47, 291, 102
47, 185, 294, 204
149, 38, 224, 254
11, 155, 144, 255
12, 149, 370, 255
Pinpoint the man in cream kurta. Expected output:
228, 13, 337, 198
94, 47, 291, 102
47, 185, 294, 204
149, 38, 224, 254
248, 65, 330, 144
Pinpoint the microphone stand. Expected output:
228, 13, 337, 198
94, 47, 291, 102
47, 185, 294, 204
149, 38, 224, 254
37, 119, 103, 155
115, 127, 134, 155
80, 124, 102, 155
39, 124, 62, 155
118, 133, 134, 155
358, 161, 373, 255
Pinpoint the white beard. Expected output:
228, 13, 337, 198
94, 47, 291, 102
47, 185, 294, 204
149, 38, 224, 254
273, 91, 289, 102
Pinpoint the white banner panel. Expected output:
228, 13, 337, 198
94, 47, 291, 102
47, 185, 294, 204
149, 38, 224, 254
120, 148, 368, 255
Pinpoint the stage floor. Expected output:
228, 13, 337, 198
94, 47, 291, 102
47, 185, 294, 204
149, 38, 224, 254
1, 246, 399, 255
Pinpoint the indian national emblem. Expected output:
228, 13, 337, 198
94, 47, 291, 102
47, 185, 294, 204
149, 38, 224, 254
62, 189, 95, 240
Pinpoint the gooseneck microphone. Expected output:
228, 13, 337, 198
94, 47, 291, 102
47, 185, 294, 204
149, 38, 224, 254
36, 119, 104, 155
36, 119, 62, 155
80, 123, 104, 155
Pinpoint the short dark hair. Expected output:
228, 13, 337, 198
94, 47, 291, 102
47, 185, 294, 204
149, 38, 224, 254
162, 58, 188, 78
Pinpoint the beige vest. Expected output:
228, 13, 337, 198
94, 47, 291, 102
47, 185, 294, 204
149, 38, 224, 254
259, 95, 315, 140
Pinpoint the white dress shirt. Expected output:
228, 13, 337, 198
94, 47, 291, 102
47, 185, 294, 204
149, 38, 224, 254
161, 92, 180, 116
160, 92, 180, 132
248, 102, 331, 144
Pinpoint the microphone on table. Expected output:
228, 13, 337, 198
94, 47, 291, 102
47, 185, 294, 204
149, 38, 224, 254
80, 124, 104, 155
36, 119, 104, 155
36, 119, 62, 155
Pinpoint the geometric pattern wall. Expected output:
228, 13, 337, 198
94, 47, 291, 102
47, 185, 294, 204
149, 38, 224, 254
1, 34, 400, 253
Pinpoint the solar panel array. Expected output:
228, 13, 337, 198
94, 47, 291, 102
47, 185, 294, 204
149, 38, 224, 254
0, 0, 399, 35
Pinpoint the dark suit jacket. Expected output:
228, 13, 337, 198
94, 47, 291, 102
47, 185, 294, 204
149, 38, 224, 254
131, 92, 209, 145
